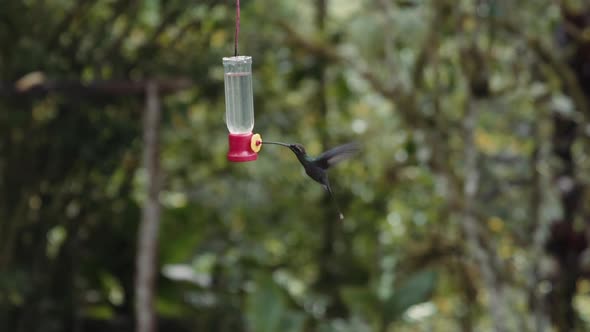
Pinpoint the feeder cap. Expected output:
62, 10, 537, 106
251, 133, 262, 153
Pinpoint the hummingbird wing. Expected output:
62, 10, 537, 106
314, 142, 360, 170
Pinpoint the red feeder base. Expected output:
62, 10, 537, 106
228, 132, 258, 162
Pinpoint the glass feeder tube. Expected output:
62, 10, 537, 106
223, 56, 261, 162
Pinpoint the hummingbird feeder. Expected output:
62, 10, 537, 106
223, 0, 262, 162
223, 56, 262, 162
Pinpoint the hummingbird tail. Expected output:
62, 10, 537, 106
324, 183, 344, 221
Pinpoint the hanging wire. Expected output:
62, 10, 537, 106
234, 0, 240, 56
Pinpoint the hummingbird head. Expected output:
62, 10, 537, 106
288, 144, 307, 156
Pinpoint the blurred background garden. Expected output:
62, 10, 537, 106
2, 0, 590, 331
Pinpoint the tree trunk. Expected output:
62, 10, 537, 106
461, 97, 508, 332
544, 5, 590, 331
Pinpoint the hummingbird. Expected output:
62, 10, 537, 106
263, 141, 360, 220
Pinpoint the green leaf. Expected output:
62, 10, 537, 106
245, 275, 286, 332
140, 0, 160, 27
382, 270, 437, 325
340, 286, 380, 324
279, 310, 306, 332
84, 305, 114, 320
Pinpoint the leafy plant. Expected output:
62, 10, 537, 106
341, 270, 437, 330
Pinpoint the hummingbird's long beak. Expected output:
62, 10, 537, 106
262, 141, 290, 147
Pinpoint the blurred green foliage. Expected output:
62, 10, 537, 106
1, 0, 590, 332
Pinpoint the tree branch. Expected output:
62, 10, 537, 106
135, 81, 162, 332
500, 20, 590, 119
0, 78, 192, 97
